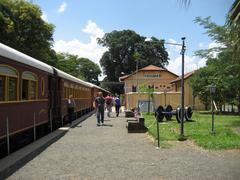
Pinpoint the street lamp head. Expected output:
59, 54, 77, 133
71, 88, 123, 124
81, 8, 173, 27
181, 37, 186, 40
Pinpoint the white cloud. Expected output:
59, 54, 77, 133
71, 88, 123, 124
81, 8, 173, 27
198, 42, 204, 48
53, 20, 107, 71
82, 20, 105, 38
166, 55, 206, 75
208, 41, 225, 58
166, 38, 182, 52
58, 2, 67, 13
41, 12, 48, 22
208, 42, 224, 49
165, 40, 226, 76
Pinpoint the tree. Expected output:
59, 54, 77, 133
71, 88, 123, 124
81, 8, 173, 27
0, 0, 56, 65
192, 16, 240, 113
78, 58, 101, 85
227, 0, 240, 25
98, 30, 169, 94
56, 53, 101, 85
138, 83, 154, 114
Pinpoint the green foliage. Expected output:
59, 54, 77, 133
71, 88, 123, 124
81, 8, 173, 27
56, 53, 101, 85
139, 83, 155, 114
144, 112, 240, 150
0, 0, 56, 65
192, 16, 240, 113
227, 0, 240, 25
98, 30, 169, 94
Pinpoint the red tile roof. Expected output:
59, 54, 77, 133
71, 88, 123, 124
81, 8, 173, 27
170, 71, 195, 83
119, 64, 178, 81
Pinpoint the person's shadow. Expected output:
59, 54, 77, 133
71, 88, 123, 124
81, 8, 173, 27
102, 124, 113, 127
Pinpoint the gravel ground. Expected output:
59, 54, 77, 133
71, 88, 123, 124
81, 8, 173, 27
7, 112, 240, 180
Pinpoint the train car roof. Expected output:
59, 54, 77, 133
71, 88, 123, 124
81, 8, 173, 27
0, 43, 54, 74
91, 83, 111, 94
54, 68, 92, 88
85, 82, 111, 94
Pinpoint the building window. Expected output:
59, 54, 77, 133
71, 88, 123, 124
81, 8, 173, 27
0, 65, 19, 101
144, 74, 160, 78
132, 86, 137, 92
22, 71, 37, 100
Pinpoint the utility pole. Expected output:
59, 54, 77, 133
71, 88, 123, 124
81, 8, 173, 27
179, 37, 186, 140
163, 37, 187, 140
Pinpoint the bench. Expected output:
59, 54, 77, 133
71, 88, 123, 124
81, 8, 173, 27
127, 116, 147, 133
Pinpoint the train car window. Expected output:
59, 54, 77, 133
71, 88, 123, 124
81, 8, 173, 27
0, 65, 18, 76
64, 87, 67, 98
8, 77, 17, 101
30, 81, 37, 99
0, 76, 5, 101
41, 78, 45, 96
22, 79, 29, 100
0, 65, 19, 102
22, 71, 37, 100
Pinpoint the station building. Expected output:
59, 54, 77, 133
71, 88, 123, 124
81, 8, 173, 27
119, 65, 204, 111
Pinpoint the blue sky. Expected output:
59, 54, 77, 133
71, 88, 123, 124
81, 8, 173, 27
34, 0, 234, 77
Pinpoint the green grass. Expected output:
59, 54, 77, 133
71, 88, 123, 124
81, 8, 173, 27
143, 112, 240, 150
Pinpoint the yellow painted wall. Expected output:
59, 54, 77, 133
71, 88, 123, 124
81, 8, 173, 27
125, 91, 204, 111
123, 70, 205, 110
124, 70, 178, 93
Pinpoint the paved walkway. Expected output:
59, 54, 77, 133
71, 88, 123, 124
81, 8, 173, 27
7, 112, 240, 180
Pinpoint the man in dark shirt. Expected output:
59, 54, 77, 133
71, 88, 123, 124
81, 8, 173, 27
115, 96, 121, 117
68, 94, 76, 125
94, 92, 105, 126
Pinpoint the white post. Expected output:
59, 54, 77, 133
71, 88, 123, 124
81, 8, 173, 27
6, 117, 10, 155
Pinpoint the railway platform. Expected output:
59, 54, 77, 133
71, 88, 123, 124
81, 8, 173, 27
1, 111, 240, 179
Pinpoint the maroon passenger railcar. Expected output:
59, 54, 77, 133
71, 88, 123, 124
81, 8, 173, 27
0, 43, 54, 156
54, 69, 93, 124
0, 43, 110, 158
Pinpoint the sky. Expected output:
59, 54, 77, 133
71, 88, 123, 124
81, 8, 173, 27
33, 0, 234, 78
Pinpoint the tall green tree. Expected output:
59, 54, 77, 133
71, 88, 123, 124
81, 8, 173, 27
56, 53, 101, 85
0, 0, 56, 65
191, 16, 240, 113
98, 30, 169, 94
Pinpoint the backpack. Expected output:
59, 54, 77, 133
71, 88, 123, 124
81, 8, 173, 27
106, 98, 112, 105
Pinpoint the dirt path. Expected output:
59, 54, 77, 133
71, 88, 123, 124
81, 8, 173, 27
7, 113, 240, 180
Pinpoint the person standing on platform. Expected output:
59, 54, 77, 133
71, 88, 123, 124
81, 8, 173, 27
94, 92, 105, 126
115, 96, 121, 117
105, 94, 113, 117
68, 94, 76, 125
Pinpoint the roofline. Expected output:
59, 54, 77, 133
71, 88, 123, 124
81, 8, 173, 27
170, 72, 195, 84
54, 68, 93, 88
0, 43, 53, 74
120, 68, 178, 81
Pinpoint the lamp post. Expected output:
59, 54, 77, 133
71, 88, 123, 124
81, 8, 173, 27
180, 37, 186, 140
209, 84, 216, 134
163, 37, 186, 140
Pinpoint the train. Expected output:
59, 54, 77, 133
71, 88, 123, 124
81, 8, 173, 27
0, 43, 110, 158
